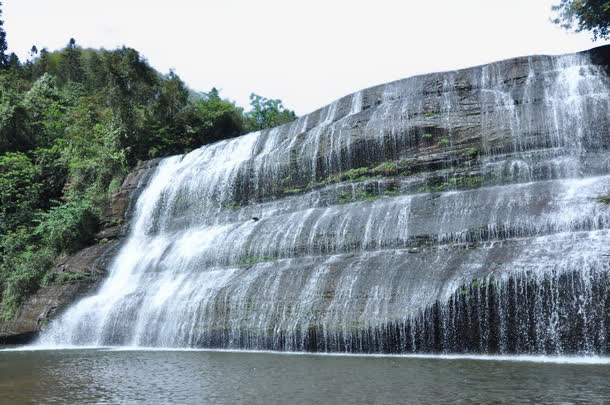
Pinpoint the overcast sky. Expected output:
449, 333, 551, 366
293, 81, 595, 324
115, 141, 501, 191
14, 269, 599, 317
4, 0, 609, 115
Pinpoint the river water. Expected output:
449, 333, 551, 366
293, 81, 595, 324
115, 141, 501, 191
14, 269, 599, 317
1, 349, 609, 404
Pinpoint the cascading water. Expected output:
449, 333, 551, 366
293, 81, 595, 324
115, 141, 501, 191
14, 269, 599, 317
38, 47, 610, 354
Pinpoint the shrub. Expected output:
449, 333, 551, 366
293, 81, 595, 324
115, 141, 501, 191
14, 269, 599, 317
33, 199, 99, 254
464, 147, 478, 158
0, 246, 55, 320
437, 138, 450, 147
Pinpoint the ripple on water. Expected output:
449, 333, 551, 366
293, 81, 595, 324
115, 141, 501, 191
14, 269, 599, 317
0, 349, 609, 404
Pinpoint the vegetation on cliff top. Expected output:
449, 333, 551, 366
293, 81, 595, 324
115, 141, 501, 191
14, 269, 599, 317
0, 3, 296, 319
553, 0, 610, 40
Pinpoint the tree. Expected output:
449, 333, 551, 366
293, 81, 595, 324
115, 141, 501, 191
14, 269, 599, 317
155, 70, 189, 124
246, 93, 297, 131
6, 52, 19, 72
22, 73, 66, 148
0, 153, 41, 233
58, 38, 84, 84
101, 47, 160, 163
32, 48, 49, 79
0, 1, 7, 68
0, 90, 31, 153
184, 89, 245, 145
552, 0, 610, 40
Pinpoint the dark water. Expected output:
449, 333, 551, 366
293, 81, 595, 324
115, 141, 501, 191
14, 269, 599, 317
1, 349, 609, 404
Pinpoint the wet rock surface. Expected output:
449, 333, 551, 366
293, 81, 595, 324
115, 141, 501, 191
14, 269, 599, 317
21, 46, 610, 353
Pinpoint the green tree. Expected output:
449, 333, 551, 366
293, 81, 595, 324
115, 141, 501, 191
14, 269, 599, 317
155, 70, 189, 125
58, 38, 84, 84
62, 95, 127, 202
22, 73, 67, 148
32, 48, 49, 79
0, 78, 31, 153
552, 0, 610, 40
33, 199, 98, 254
101, 47, 159, 163
144, 87, 245, 158
6, 52, 19, 72
183, 89, 245, 145
0, 150, 66, 234
0, 152, 41, 233
245, 93, 296, 131
0, 2, 7, 68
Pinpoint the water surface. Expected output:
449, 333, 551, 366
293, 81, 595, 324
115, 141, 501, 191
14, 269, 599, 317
1, 349, 609, 404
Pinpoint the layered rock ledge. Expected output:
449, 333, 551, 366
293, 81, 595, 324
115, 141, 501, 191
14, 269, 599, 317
5, 46, 610, 354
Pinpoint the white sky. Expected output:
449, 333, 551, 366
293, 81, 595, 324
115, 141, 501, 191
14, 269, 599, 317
4, 0, 609, 115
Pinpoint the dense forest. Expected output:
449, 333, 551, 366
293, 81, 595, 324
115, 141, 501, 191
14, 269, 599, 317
0, 3, 296, 320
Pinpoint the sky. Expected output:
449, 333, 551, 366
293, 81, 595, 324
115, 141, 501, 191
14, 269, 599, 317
4, 0, 609, 115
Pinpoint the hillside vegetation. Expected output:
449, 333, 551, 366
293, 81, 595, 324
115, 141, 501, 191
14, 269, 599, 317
0, 35, 296, 320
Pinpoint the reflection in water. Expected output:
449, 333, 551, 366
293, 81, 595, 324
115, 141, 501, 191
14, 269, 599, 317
0, 349, 609, 404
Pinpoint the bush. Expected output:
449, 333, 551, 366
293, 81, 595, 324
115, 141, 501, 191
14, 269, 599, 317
33, 199, 99, 254
0, 246, 55, 320
0, 152, 41, 233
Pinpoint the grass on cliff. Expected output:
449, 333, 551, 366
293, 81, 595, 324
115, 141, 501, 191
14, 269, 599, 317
417, 176, 483, 193
281, 159, 411, 197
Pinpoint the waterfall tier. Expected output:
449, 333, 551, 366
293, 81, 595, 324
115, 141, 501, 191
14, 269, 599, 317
39, 46, 610, 354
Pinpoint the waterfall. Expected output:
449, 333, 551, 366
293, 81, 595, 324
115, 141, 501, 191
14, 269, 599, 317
38, 48, 610, 354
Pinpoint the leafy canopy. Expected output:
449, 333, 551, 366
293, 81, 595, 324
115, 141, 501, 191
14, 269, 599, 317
0, 2, 6, 68
246, 93, 297, 131
552, 0, 610, 40
0, 29, 297, 319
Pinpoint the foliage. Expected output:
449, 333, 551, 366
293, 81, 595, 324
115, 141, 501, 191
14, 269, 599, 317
464, 148, 478, 158
437, 138, 450, 147
552, 0, 610, 40
0, 76, 31, 153
245, 93, 296, 131
282, 159, 411, 197
0, 246, 55, 320
0, 153, 42, 233
33, 199, 98, 254
54, 271, 91, 283
0, 2, 6, 68
58, 38, 84, 85
337, 189, 379, 204
372, 162, 398, 174
145, 87, 246, 158
0, 27, 297, 318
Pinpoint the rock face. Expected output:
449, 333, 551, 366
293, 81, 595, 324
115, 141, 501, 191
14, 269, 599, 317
0, 160, 159, 343
33, 46, 610, 354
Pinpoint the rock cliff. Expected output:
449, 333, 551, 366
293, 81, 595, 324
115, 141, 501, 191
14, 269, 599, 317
14, 46, 610, 353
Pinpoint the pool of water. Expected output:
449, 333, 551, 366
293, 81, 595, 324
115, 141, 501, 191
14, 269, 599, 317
1, 348, 609, 404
